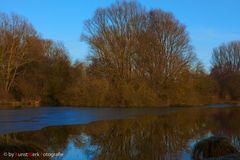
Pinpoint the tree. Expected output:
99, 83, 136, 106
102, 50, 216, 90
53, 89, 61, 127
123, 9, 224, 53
14, 39, 52, 102
211, 41, 240, 79
82, 1, 195, 105
137, 9, 194, 100
211, 41, 240, 100
226, 73, 240, 100
0, 13, 37, 94
41, 42, 71, 105
0, 12, 76, 105
82, 1, 146, 81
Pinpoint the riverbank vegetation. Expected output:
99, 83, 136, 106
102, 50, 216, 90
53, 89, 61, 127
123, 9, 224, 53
0, 1, 240, 107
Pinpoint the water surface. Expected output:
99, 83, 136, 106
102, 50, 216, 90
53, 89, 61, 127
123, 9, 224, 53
1, 107, 240, 160
0, 106, 185, 134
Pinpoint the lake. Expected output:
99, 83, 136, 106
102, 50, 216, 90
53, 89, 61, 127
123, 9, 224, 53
0, 106, 187, 134
0, 105, 240, 159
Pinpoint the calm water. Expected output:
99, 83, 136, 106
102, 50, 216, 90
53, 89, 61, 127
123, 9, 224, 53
1, 106, 240, 159
0, 106, 186, 134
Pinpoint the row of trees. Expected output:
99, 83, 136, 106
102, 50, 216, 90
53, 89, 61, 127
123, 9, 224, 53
0, 1, 239, 107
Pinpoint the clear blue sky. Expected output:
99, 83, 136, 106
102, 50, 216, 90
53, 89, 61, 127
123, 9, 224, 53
1, 0, 240, 69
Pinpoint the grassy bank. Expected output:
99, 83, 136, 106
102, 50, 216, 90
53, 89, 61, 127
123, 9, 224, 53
0, 101, 40, 109
0, 99, 240, 109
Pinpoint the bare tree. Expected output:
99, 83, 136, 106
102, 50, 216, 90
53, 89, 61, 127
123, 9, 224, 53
81, 1, 146, 81
81, 1, 195, 104
136, 9, 194, 86
0, 13, 36, 92
211, 41, 240, 99
211, 41, 240, 78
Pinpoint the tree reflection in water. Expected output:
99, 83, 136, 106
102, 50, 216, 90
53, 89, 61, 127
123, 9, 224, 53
1, 107, 240, 160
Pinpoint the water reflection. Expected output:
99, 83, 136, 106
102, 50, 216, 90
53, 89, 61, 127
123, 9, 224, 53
57, 133, 100, 160
1, 107, 240, 159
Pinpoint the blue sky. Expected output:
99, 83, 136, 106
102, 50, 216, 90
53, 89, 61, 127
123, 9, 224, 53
0, 0, 240, 69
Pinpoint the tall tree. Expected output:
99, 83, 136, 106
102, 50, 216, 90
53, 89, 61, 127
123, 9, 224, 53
82, 1, 146, 81
137, 9, 194, 86
0, 13, 37, 93
41, 42, 71, 105
211, 41, 240, 100
82, 1, 195, 105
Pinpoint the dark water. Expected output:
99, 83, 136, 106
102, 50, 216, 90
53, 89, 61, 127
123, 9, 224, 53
1, 106, 240, 159
0, 107, 185, 134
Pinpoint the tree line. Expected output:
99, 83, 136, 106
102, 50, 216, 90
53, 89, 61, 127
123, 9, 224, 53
0, 1, 239, 107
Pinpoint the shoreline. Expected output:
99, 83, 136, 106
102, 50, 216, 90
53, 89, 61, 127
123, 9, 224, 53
0, 101, 240, 110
